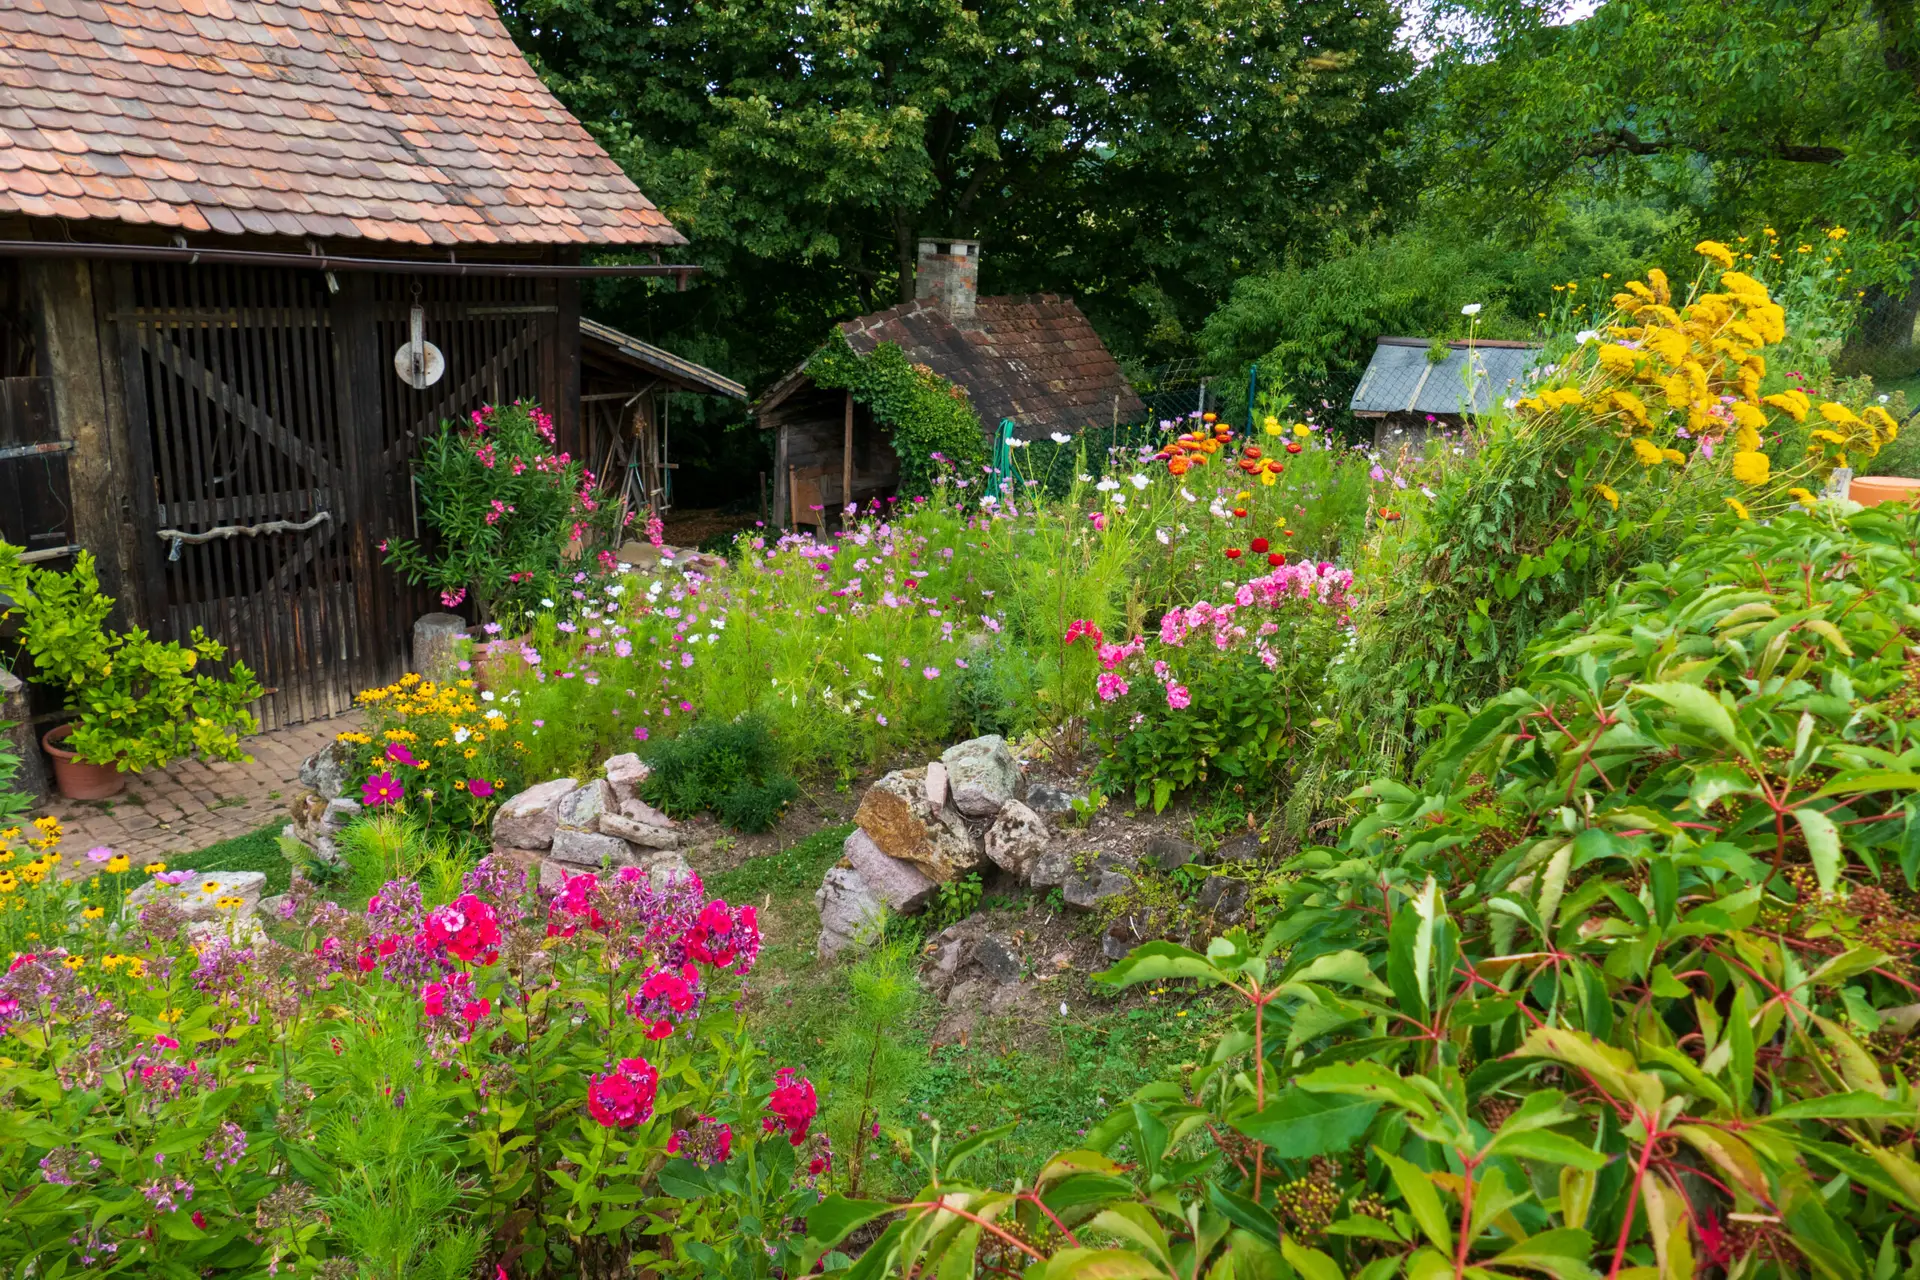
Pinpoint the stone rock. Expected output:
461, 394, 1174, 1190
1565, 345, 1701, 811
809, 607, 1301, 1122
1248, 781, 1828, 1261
941, 736, 1018, 818
984, 801, 1049, 878
599, 811, 683, 850
496, 846, 570, 893
617, 540, 662, 567
1025, 782, 1084, 817
843, 828, 937, 913
549, 827, 633, 869
1062, 852, 1137, 911
125, 870, 267, 924
632, 846, 696, 883
968, 936, 1022, 984
603, 752, 650, 788
925, 761, 950, 812
553, 780, 615, 832
321, 797, 361, 835
412, 612, 469, 681
311, 834, 342, 868
853, 770, 981, 882
1147, 834, 1200, 872
1197, 874, 1251, 923
816, 866, 885, 957
298, 741, 353, 800
492, 777, 579, 851
620, 796, 678, 828
1214, 830, 1268, 864
1029, 847, 1076, 890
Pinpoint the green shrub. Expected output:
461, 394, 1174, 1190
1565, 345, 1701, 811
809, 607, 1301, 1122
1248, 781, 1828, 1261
642, 716, 801, 832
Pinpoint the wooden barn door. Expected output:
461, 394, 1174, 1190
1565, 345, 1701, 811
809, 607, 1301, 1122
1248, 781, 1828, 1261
114, 262, 378, 729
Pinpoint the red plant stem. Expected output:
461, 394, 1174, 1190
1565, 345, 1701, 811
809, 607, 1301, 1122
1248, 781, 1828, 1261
1607, 1127, 1662, 1280
915, 1198, 1046, 1262
1454, 1159, 1478, 1280
1019, 1190, 1084, 1249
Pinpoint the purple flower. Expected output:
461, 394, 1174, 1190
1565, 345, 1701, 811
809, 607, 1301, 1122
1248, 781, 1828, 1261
634, 726, 650, 741
85, 846, 113, 864
468, 779, 495, 799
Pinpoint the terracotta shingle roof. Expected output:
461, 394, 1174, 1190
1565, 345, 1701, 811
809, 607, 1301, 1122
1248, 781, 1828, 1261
836, 295, 1144, 439
0, 0, 683, 247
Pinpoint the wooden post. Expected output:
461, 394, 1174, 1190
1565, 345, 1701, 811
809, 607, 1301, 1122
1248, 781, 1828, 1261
25, 258, 135, 615
842, 390, 854, 527
759, 470, 767, 522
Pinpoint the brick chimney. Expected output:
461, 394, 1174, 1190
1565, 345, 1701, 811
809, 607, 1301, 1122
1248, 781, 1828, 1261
915, 239, 979, 320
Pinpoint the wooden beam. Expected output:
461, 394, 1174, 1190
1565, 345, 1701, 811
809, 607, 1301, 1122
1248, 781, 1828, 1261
842, 389, 853, 528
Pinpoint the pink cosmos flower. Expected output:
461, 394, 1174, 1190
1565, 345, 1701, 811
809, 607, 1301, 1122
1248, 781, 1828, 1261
386, 742, 418, 767
468, 779, 495, 799
363, 771, 404, 806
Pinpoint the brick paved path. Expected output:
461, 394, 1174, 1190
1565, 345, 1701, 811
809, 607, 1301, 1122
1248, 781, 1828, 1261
43, 715, 358, 862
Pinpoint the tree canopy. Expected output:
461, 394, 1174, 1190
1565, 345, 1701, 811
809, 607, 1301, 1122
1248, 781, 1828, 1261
501, 0, 1414, 389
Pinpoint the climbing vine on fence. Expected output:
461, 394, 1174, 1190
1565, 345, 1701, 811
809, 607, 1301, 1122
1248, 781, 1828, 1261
806, 333, 989, 499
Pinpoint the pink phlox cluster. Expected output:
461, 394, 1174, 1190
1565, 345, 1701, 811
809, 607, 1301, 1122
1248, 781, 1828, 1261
626, 963, 705, 1039
763, 1067, 818, 1145
679, 898, 761, 975
587, 1057, 659, 1128
128, 1036, 204, 1101
668, 1115, 734, 1167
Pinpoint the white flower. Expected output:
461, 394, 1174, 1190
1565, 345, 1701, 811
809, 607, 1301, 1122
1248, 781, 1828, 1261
481, 690, 495, 702
1008, 437, 1029, 448
1095, 477, 1120, 492
1128, 473, 1149, 490
540, 598, 555, 608
1179, 488, 1197, 503
864, 653, 883, 663
980, 494, 998, 507
1461, 303, 1482, 316
1155, 527, 1170, 545
1077, 473, 1094, 483
1575, 329, 1599, 344
1051, 432, 1073, 445
453, 727, 471, 743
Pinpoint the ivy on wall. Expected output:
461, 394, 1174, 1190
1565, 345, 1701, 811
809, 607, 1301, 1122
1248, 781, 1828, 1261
806, 333, 989, 498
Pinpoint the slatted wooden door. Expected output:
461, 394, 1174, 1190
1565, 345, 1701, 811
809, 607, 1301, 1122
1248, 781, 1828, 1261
115, 262, 376, 729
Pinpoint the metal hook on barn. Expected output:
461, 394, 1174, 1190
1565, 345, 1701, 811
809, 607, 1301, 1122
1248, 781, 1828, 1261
393, 280, 445, 389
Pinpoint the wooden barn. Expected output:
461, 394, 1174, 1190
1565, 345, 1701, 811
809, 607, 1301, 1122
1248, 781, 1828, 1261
756, 240, 1144, 527
0, 0, 735, 728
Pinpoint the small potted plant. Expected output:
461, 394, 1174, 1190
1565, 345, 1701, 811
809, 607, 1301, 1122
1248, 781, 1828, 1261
0, 545, 264, 799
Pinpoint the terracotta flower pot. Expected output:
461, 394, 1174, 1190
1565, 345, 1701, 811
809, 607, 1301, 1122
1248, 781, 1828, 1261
42, 722, 126, 800
1847, 475, 1920, 509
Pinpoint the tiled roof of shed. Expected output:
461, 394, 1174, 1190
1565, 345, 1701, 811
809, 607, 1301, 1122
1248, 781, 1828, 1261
0, 0, 683, 247
834, 295, 1145, 439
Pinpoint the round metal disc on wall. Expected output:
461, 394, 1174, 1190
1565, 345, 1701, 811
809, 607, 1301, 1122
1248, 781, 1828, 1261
392, 341, 446, 388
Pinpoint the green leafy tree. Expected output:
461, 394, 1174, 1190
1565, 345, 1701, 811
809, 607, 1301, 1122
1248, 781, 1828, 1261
502, 0, 1415, 386
1414, 0, 1920, 293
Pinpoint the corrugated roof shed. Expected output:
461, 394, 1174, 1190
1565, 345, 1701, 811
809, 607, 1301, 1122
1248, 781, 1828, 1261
580, 319, 745, 400
777, 294, 1144, 440
0, 0, 684, 247
1350, 337, 1544, 417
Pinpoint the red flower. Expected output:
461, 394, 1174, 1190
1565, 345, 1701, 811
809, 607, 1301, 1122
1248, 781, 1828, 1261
1250, 537, 1269, 553
1285, 442, 1303, 454
587, 1058, 660, 1129
1232, 507, 1248, 518
683, 900, 762, 974
764, 1068, 819, 1145
459, 998, 491, 1024
191, 1211, 207, 1230
1268, 553, 1284, 566
1224, 547, 1243, 560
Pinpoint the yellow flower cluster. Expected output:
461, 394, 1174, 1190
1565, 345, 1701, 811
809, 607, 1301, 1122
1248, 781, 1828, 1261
357, 672, 482, 720
99, 952, 148, 978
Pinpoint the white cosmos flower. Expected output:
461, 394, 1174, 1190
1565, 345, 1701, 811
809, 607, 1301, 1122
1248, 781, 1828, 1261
1461, 303, 1483, 316
1051, 432, 1073, 445
1095, 477, 1120, 492
1128, 474, 1149, 490
1575, 329, 1599, 344
1179, 488, 1197, 503
1155, 527, 1171, 545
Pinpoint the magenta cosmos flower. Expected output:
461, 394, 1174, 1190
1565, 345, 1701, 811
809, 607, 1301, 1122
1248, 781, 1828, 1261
362, 772, 404, 806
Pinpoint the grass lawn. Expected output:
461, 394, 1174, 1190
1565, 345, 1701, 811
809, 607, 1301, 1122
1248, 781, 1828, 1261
180, 819, 294, 897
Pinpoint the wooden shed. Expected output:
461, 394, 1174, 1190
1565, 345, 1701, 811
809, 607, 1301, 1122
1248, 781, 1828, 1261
0, 0, 714, 727
757, 240, 1145, 527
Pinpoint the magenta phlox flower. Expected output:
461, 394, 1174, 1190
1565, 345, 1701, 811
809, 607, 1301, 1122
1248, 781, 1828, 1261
587, 1057, 659, 1128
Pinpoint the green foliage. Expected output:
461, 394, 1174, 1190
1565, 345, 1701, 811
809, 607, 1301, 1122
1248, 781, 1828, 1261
0, 546, 262, 771
710, 825, 856, 902
504, 0, 1413, 388
383, 401, 617, 622
821, 942, 925, 1197
1414, 0, 1920, 279
187, 819, 298, 898
1080, 506, 1920, 1280
643, 716, 801, 832
926, 874, 984, 931
806, 334, 990, 499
